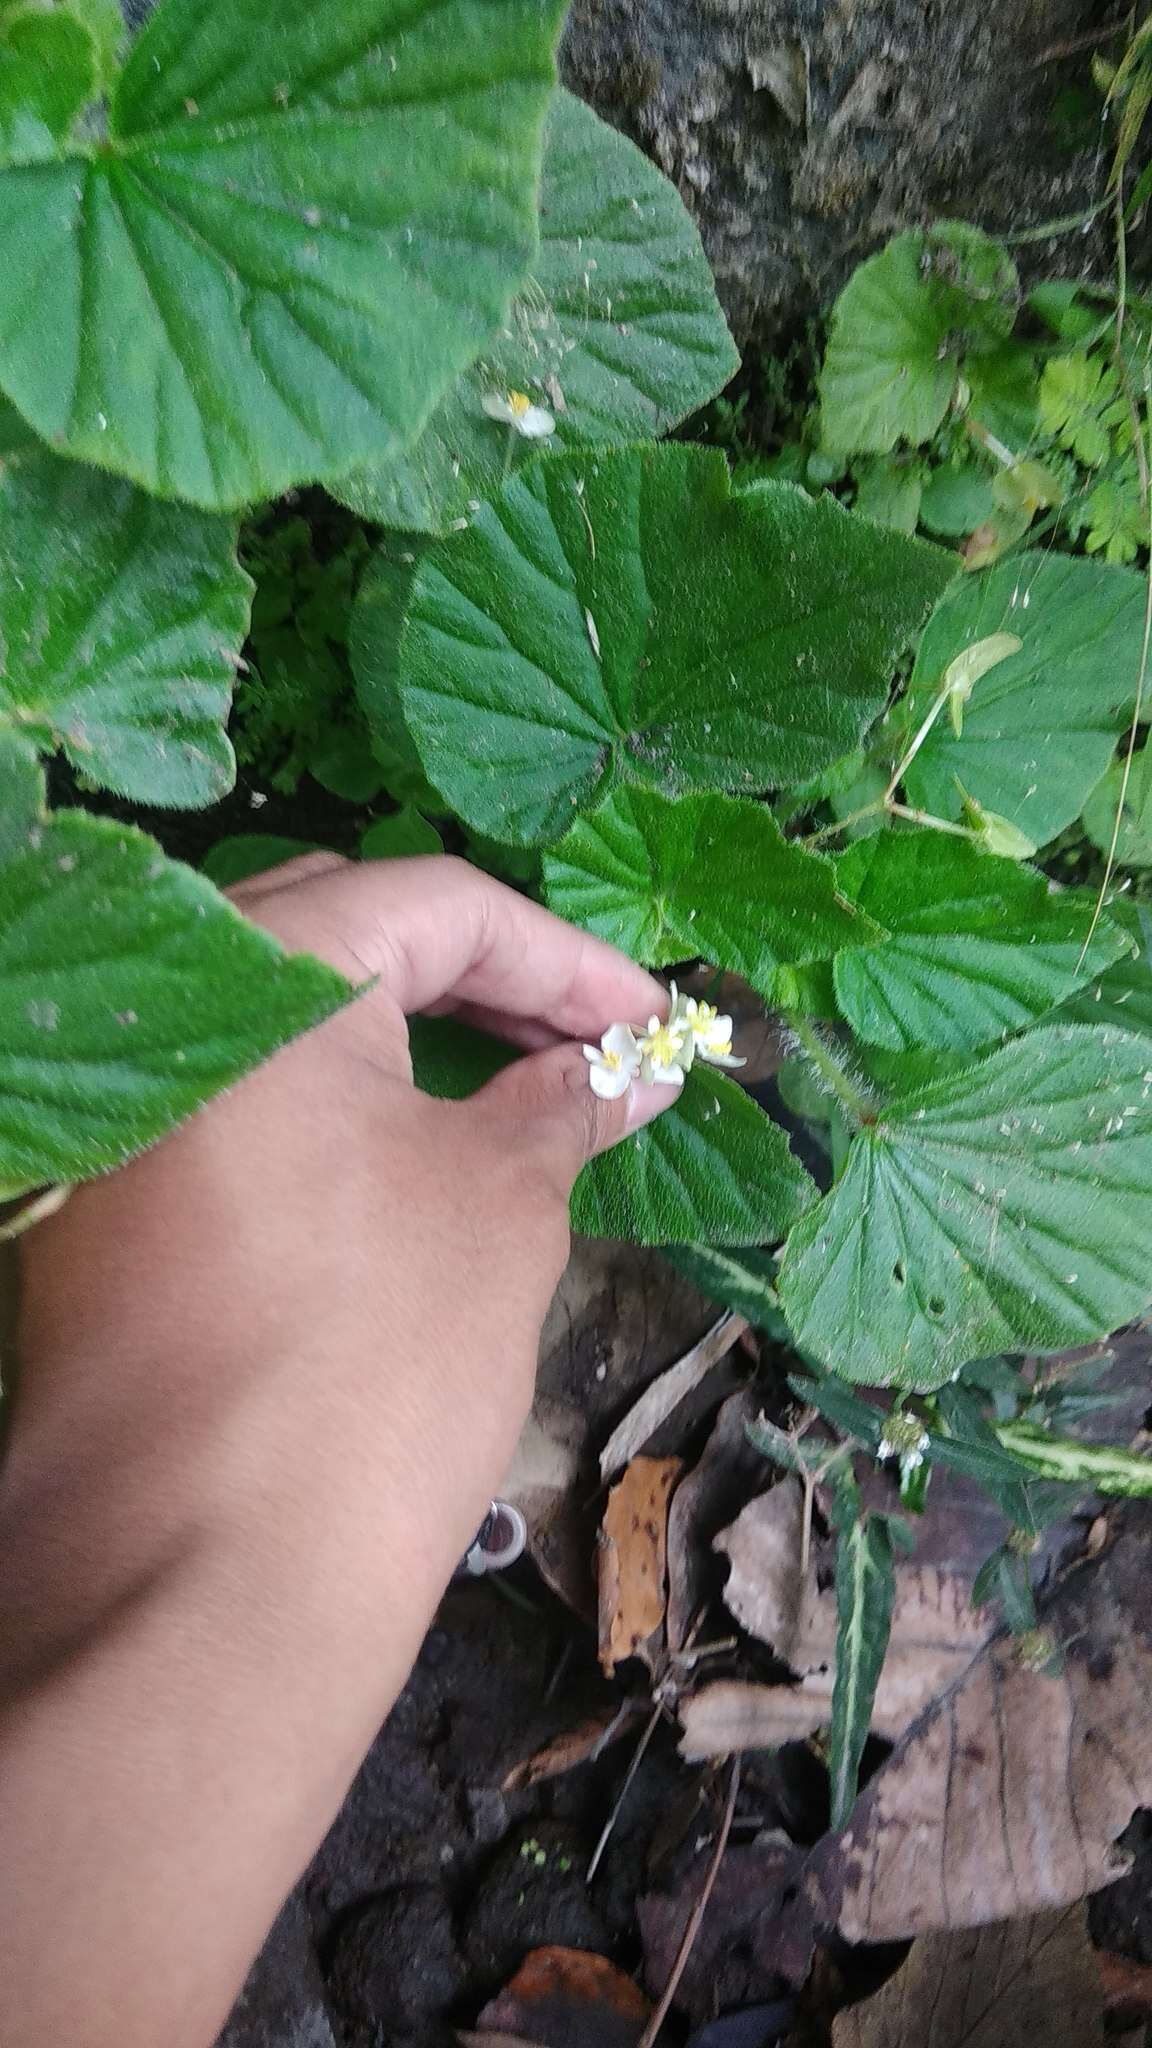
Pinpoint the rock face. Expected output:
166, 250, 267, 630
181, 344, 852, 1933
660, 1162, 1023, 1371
560, 0, 1113, 344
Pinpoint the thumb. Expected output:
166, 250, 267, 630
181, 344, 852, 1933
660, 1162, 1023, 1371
472, 1040, 681, 1190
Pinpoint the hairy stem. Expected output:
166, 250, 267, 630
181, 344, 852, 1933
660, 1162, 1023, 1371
785, 1011, 875, 1126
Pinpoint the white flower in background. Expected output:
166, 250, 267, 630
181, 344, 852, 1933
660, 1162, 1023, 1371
672, 991, 745, 1070
637, 1013, 688, 1087
583, 1023, 641, 1099
481, 388, 556, 439
878, 1412, 930, 1475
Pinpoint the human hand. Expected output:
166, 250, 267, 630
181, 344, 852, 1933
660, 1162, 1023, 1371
0, 854, 676, 2048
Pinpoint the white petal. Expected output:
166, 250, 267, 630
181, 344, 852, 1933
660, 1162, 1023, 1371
646, 1060, 685, 1087
699, 1049, 745, 1069
589, 1061, 632, 1099
582, 1044, 601, 1063
602, 1022, 640, 1063
481, 393, 515, 424
515, 404, 555, 439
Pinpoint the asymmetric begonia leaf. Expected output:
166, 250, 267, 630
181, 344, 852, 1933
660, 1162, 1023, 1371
1081, 744, 1152, 868
394, 444, 955, 845
543, 785, 883, 982
0, 446, 250, 805
819, 224, 1019, 456
571, 1065, 817, 1246
0, 0, 564, 507
331, 88, 739, 533
777, 1023, 1152, 1390
902, 551, 1149, 848
832, 832, 1127, 1051
1056, 900, 1152, 1038
0, 810, 352, 1192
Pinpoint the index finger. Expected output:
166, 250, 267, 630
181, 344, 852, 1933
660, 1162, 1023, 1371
245, 854, 667, 1041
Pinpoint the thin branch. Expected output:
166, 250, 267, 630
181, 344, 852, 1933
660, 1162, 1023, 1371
635, 1757, 742, 2048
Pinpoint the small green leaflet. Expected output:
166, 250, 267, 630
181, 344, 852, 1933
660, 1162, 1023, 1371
826, 1469, 900, 1828
994, 1422, 1152, 1498
819, 224, 1019, 456
777, 1023, 1152, 1391
0, 447, 250, 807
360, 807, 444, 860
918, 466, 995, 539
663, 1242, 785, 1330
0, 731, 44, 860
543, 786, 882, 982
0, 9, 94, 164
332, 89, 739, 533
0, 811, 352, 1192
902, 551, 1149, 848
1082, 745, 1152, 868
571, 1065, 816, 1247
395, 444, 954, 846
832, 832, 1127, 1051
201, 835, 325, 887
0, 0, 564, 508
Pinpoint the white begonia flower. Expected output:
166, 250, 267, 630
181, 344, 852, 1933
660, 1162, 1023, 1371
637, 1012, 688, 1088
877, 1419, 930, 1474
481, 389, 556, 439
583, 1023, 641, 1100
667, 984, 743, 1071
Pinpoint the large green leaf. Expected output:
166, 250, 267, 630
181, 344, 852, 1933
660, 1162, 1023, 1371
332, 88, 738, 533
0, 447, 250, 806
347, 539, 444, 811
0, 8, 95, 165
1082, 744, 1152, 868
0, 810, 352, 1192
571, 1064, 816, 1246
827, 1474, 899, 1827
902, 551, 1149, 848
0, 0, 563, 508
819, 225, 1018, 456
777, 1022, 1152, 1390
395, 444, 955, 845
543, 784, 882, 980
832, 832, 1127, 1051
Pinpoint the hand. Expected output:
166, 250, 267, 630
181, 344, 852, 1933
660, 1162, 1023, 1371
0, 854, 676, 2048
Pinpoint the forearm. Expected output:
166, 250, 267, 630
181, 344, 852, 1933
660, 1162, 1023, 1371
0, 1343, 470, 2048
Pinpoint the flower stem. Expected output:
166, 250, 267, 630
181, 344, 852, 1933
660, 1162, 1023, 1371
784, 1012, 875, 1126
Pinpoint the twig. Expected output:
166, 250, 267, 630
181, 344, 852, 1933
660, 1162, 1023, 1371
635, 1757, 742, 2048
1031, 16, 1131, 64
586, 1700, 662, 1882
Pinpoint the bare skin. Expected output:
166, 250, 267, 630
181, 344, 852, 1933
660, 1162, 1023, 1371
0, 854, 677, 2048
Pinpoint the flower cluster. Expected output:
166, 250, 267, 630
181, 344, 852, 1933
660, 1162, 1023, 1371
583, 985, 745, 1100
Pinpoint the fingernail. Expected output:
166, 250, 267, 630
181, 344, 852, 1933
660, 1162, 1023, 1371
624, 1078, 683, 1133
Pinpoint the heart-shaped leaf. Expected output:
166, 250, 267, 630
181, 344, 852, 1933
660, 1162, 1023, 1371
0, 8, 95, 164
902, 551, 1148, 848
0, 810, 352, 1192
819, 225, 1019, 456
0, 445, 250, 805
331, 88, 739, 533
777, 1023, 1152, 1390
571, 1065, 817, 1246
0, 0, 563, 507
543, 785, 883, 981
394, 444, 954, 845
832, 832, 1127, 1051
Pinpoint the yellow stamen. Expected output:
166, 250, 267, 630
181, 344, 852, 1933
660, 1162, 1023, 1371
508, 390, 532, 417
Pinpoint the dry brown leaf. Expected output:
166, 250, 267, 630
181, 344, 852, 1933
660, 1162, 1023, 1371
638, 1838, 812, 2021
831, 1906, 1105, 2046
1097, 1948, 1152, 2031
501, 1708, 639, 1792
700, 1477, 988, 1751
665, 1389, 769, 1653
507, 1242, 714, 1617
599, 1456, 682, 1674
474, 1946, 650, 2048
802, 1504, 1152, 1944
599, 1312, 747, 1484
